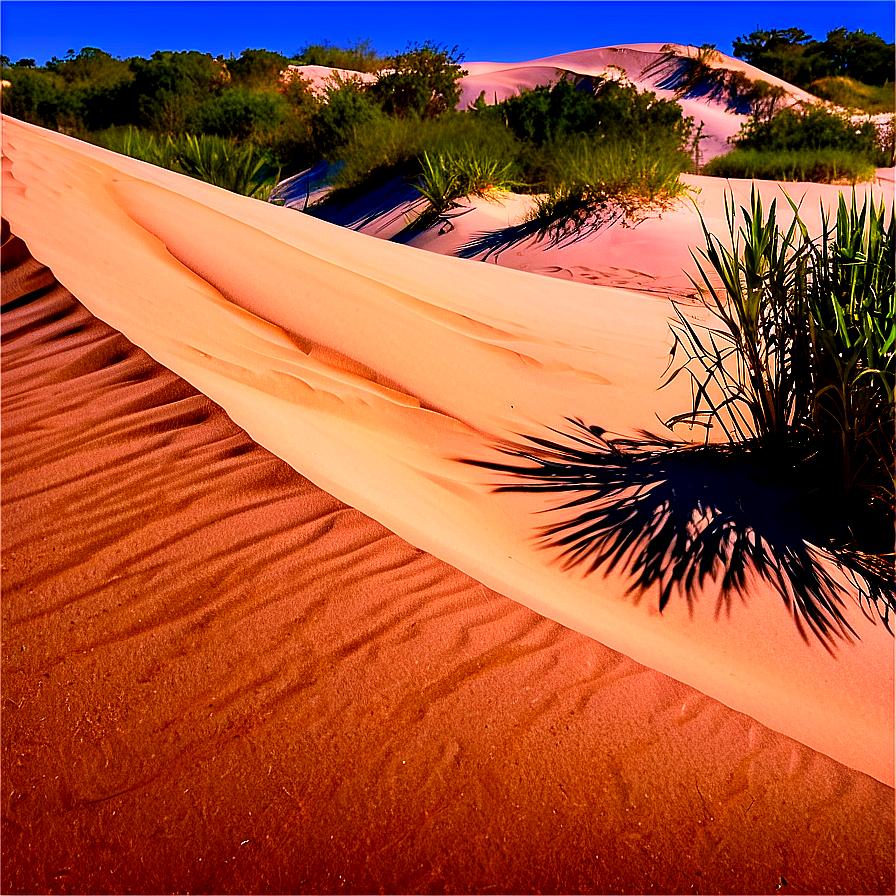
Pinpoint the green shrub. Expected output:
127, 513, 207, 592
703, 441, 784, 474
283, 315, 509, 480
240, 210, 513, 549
88, 127, 279, 198
808, 76, 895, 115
525, 135, 692, 241
0, 68, 66, 127
703, 148, 876, 183
311, 73, 385, 154
324, 114, 423, 190
733, 104, 887, 163
226, 48, 289, 88
665, 189, 894, 555
413, 144, 521, 224
367, 41, 466, 120
190, 86, 288, 139
90, 125, 180, 168
292, 39, 387, 73
491, 75, 692, 149
173, 133, 279, 197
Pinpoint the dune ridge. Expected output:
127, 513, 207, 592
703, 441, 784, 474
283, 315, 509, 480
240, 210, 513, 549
3, 226, 894, 894
1, 115, 893, 787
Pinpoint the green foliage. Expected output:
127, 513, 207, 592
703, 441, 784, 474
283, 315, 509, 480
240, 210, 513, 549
735, 105, 880, 153
807, 76, 895, 115
525, 135, 692, 241
796, 195, 895, 503
324, 114, 423, 190
174, 133, 279, 197
190, 86, 288, 139
0, 68, 65, 126
89, 126, 279, 198
131, 50, 229, 133
367, 41, 466, 119
665, 190, 894, 556
733, 26, 895, 89
293, 39, 387, 73
492, 75, 692, 149
703, 148, 876, 184
311, 73, 385, 154
226, 48, 288, 88
45, 46, 131, 86
413, 143, 521, 223
89, 125, 181, 167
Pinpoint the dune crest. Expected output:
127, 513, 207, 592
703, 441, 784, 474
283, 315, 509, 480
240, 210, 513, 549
2, 115, 893, 785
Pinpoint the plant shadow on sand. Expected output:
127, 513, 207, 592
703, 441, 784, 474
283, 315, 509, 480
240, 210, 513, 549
462, 418, 894, 652
456, 212, 623, 261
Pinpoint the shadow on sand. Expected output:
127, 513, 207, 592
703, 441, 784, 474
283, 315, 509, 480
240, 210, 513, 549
457, 212, 622, 261
463, 419, 894, 650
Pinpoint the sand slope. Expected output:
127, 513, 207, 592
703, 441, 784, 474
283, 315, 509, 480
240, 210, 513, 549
1, 116, 893, 792
3, 228, 894, 894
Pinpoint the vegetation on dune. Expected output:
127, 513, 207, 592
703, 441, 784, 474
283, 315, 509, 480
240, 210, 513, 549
704, 103, 894, 184
664, 189, 894, 619
807, 76, 895, 116
732, 27, 894, 92
523, 134, 691, 241
642, 43, 789, 118
291, 38, 388, 74
703, 148, 876, 184
91, 126, 281, 198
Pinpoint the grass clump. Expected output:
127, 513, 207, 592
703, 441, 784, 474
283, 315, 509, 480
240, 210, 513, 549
90, 126, 280, 198
808, 76, 895, 115
524, 135, 692, 242
703, 148, 876, 184
413, 144, 521, 225
665, 189, 894, 612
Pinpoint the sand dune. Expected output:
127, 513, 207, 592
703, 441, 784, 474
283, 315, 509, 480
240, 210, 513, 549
3, 222, 894, 894
3, 116, 893, 794
289, 43, 819, 164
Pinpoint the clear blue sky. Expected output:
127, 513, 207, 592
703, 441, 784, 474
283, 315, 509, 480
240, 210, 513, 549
1, 1, 893, 66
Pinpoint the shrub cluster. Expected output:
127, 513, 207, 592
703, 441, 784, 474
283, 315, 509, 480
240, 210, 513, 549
703, 148, 876, 184
705, 104, 894, 183
0, 41, 469, 192
666, 190, 894, 570
317, 74, 694, 230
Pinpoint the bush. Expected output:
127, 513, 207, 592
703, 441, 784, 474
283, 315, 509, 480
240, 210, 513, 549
90, 125, 181, 167
703, 148, 876, 183
733, 104, 886, 162
492, 75, 692, 150
190, 86, 288, 139
525, 134, 692, 241
88, 127, 279, 198
324, 114, 424, 190
293, 39, 387, 73
226, 48, 289, 88
311, 73, 385, 154
131, 50, 229, 133
0, 68, 66, 127
367, 41, 466, 119
665, 190, 894, 558
413, 143, 522, 222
